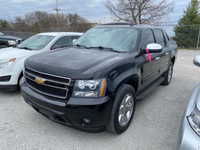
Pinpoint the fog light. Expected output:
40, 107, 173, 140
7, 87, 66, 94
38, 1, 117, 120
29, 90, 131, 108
83, 118, 91, 125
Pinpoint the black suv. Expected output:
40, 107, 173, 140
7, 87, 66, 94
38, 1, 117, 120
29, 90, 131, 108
20, 23, 177, 134
0, 32, 23, 48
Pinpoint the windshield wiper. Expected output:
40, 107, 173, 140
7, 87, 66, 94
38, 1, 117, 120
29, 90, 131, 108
17, 47, 32, 50
89, 46, 121, 53
73, 44, 89, 49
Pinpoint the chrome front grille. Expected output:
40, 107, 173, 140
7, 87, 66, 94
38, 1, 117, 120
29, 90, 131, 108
24, 67, 71, 99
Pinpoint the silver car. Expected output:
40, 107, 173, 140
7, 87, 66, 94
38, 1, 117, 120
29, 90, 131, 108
177, 55, 200, 150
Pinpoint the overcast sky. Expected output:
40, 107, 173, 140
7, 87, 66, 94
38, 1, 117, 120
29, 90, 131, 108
0, 0, 191, 23
0, 0, 192, 36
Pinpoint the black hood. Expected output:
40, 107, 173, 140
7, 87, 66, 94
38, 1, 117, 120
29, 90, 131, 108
0, 35, 22, 40
25, 47, 124, 79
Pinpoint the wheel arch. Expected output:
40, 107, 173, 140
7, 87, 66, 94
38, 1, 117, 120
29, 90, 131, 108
16, 71, 23, 90
18, 71, 23, 84
114, 75, 139, 94
171, 56, 176, 65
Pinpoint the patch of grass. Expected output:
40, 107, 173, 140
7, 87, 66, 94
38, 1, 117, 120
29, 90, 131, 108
178, 47, 200, 50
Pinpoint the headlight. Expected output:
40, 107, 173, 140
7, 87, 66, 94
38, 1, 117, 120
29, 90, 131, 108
8, 40, 16, 45
0, 58, 16, 69
73, 78, 106, 98
188, 105, 200, 136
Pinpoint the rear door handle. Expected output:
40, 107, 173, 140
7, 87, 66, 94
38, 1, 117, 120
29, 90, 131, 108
155, 57, 160, 61
165, 52, 169, 55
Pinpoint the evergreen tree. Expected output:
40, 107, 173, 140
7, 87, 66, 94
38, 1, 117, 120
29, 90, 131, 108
174, 0, 200, 48
0, 19, 8, 30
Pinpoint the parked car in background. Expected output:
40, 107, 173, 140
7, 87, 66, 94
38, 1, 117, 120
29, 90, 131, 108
0, 32, 23, 48
20, 23, 177, 134
0, 32, 83, 91
177, 55, 200, 150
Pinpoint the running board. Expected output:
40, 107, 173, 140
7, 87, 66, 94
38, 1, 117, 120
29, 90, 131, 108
136, 77, 165, 100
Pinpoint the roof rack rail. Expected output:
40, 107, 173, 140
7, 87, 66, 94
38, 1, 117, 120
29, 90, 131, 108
103, 22, 136, 26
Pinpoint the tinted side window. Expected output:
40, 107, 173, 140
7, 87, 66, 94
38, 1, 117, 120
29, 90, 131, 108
154, 29, 165, 47
142, 29, 155, 49
53, 36, 72, 49
71, 36, 80, 43
164, 31, 170, 41
72, 36, 80, 40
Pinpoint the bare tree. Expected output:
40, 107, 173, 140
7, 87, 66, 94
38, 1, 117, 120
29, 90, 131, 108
65, 13, 92, 32
5, 11, 93, 33
104, 0, 174, 24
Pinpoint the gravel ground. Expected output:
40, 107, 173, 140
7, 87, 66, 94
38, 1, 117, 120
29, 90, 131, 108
0, 50, 200, 150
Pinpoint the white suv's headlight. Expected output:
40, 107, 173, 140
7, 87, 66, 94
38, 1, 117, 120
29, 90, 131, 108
0, 58, 16, 69
8, 40, 16, 45
73, 78, 106, 98
188, 105, 200, 136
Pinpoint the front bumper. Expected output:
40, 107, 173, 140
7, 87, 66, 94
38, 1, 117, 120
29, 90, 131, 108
177, 83, 200, 150
177, 117, 200, 150
0, 84, 17, 91
0, 67, 19, 90
20, 77, 113, 132
0, 73, 19, 91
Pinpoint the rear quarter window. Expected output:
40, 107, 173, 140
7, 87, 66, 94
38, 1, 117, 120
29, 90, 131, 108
154, 29, 166, 48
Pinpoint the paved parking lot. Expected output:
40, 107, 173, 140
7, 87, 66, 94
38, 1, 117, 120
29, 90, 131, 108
0, 50, 200, 150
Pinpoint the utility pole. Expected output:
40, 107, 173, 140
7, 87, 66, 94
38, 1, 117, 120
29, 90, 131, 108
197, 26, 200, 49
54, 0, 61, 27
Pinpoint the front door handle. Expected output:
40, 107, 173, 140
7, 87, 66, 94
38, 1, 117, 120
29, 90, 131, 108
155, 57, 160, 61
165, 52, 169, 55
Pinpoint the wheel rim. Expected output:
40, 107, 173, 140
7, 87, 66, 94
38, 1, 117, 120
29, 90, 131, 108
118, 94, 134, 127
168, 65, 173, 83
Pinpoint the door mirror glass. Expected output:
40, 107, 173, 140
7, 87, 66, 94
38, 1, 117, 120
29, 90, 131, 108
145, 43, 162, 53
193, 55, 200, 67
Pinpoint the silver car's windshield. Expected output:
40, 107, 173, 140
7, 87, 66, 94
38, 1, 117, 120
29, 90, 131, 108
17, 35, 55, 50
74, 27, 138, 52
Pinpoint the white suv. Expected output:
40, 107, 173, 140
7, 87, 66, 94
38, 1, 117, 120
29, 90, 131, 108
0, 32, 83, 91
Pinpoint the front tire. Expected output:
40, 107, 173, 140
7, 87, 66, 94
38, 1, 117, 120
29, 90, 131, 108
0, 45, 7, 49
161, 62, 173, 85
107, 84, 136, 134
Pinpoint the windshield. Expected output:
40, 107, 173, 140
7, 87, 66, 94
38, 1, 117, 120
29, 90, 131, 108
74, 27, 138, 52
0, 32, 4, 36
17, 35, 55, 50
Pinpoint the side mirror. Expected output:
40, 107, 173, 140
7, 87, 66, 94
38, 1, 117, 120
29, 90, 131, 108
193, 55, 200, 67
50, 46, 54, 50
142, 43, 162, 54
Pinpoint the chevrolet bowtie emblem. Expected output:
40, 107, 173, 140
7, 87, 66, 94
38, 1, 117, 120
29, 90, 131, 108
34, 77, 45, 85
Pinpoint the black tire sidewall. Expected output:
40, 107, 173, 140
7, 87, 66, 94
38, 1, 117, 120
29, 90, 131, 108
0, 45, 7, 49
166, 62, 173, 84
112, 85, 136, 134
162, 62, 173, 85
